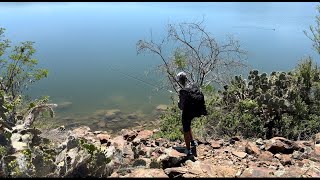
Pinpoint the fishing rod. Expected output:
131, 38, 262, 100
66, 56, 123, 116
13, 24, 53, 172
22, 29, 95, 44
108, 66, 176, 94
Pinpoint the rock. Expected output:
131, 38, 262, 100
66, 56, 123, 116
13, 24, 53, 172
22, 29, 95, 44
314, 133, 320, 144
103, 146, 116, 158
157, 148, 187, 169
210, 140, 222, 149
10, 133, 22, 142
232, 151, 247, 159
282, 166, 308, 177
258, 151, 274, 162
57, 101, 72, 110
132, 158, 147, 167
292, 150, 303, 160
133, 130, 153, 144
241, 167, 274, 177
279, 154, 292, 166
315, 144, 320, 156
197, 144, 213, 158
265, 137, 299, 154
127, 168, 168, 178
104, 109, 121, 120
155, 138, 166, 147
11, 141, 28, 151
121, 129, 138, 141
66, 136, 79, 150
212, 165, 238, 177
164, 148, 186, 157
182, 173, 197, 178
229, 136, 241, 144
164, 167, 188, 177
126, 113, 139, 120
274, 153, 281, 159
111, 135, 127, 150
110, 172, 119, 177
96, 133, 111, 144
245, 142, 261, 156
255, 138, 264, 146
295, 140, 313, 150
156, 104, 168, 111
123, 144, 134, 160
71, 126, 91, 139
97, 121, 106, 128
274, 170, 286, 177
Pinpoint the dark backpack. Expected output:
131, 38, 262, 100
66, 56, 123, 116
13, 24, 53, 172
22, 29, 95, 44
179, 86, 208, 118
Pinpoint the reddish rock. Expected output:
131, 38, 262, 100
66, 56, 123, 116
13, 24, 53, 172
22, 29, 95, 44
157, 148, 187, 169
71, 126, 91, 138
197, 144, 213, 157
315, 144, 320, 155
314, 133, 320, 144
121, 129, 137, 141
110, 172, 119, 177
128, 168, 168, 177
279, 154, 292, 166
232, 151, 247, 159
305, 166, 320, 177
185, 161, 203, 175
151, 151, 160, 159
111, 135, 127, 150
282, 166, 307, 177
297, 160, 304, 167
245, 142, 261, 156
200, 162, 215, 176
241, 167, 274, 177
210, 140, 222, 149
258, 151, 274, 162
164, 167, 188, 176
182, 173, 197, 178
96, 133, 110, 143
133, 130, 154, 143
265, 137, 299, 154
213, 165, 238, 177
155, 138, 166, 147
164, 148, 186, 157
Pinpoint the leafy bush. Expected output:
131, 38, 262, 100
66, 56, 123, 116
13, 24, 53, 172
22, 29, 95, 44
0, 27, 49, 126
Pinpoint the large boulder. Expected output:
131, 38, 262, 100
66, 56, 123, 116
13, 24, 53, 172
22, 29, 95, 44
264, 137, 299, 154
157, 148, 187, 169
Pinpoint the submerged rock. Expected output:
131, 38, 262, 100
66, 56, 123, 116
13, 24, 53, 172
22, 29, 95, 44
56, 101, 72, 110
155, 104, 168, 111
104, 109, 121, 120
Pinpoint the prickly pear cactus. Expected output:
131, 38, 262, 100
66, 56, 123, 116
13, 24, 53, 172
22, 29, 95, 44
216, 59, 320, 140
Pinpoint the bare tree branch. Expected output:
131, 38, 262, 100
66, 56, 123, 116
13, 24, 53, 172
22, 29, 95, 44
136, 19, 248, 92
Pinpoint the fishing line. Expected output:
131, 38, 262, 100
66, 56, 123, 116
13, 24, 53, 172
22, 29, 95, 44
107, 66, 175, 94
232, 26, 276, 31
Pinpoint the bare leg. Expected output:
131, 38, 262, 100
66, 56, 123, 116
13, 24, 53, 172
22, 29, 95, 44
184, 131, 191, 150
189, 128, 193, 141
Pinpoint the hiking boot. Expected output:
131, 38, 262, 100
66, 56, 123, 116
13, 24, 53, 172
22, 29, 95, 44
187, 149, 193, 156
184, 149, 193, 156
191, 140, 198, 147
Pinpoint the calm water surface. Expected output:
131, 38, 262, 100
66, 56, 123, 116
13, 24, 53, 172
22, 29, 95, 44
0, 2, 318, 129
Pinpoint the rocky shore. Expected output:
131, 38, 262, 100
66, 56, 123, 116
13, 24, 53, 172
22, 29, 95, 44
2, 121, 320, 177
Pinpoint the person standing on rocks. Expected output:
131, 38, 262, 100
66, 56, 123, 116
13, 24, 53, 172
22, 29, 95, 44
176, 71, 207, 156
